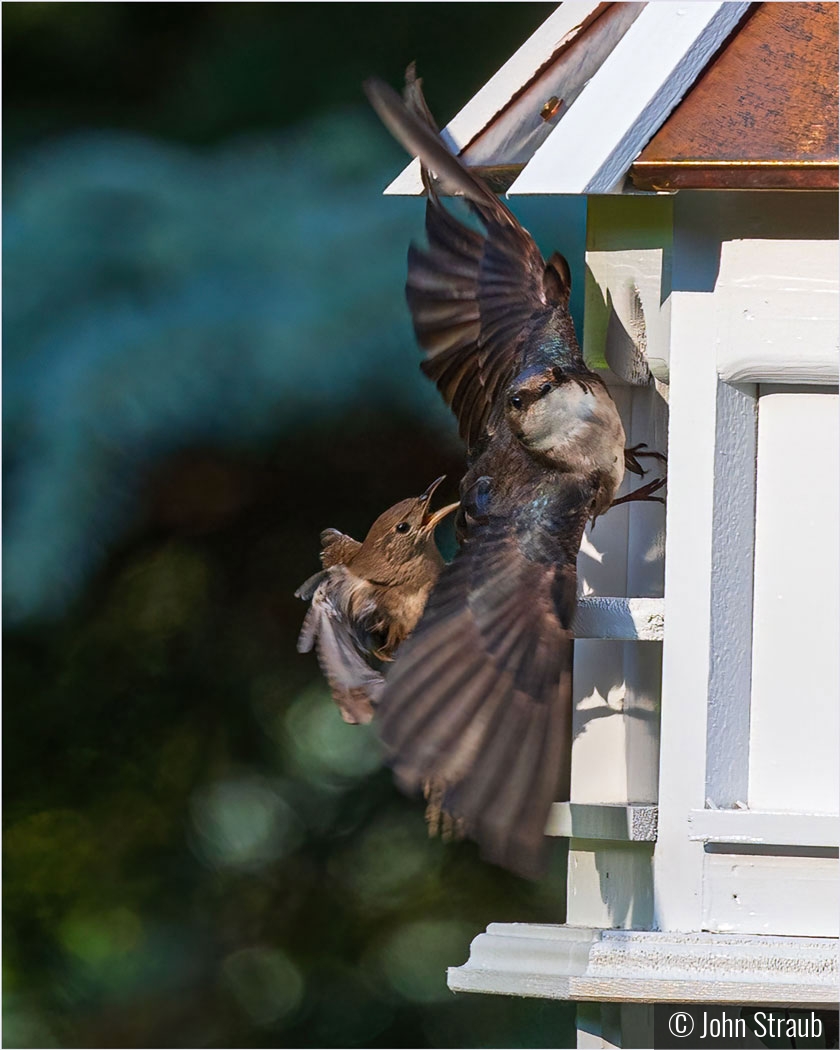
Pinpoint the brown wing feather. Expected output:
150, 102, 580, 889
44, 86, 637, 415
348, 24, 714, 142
320, 528, 362, 568
364, 75, 571, 450
297, 572, 384, 725
376, 517, 578, 878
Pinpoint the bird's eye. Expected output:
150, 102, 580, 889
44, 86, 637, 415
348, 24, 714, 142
395, 522, 410, 533
509, 395, 523, 410
540, 382, 553, 396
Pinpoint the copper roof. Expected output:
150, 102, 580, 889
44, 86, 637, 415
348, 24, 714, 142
631, 2, 839, 191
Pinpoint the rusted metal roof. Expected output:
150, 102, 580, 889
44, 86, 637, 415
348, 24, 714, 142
631, 2, 839, 191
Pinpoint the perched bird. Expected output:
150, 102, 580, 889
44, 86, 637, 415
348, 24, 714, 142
295, 477, 459, 725
364, 71, 664, 877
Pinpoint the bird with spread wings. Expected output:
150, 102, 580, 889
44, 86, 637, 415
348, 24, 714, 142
364, 70, 664, 877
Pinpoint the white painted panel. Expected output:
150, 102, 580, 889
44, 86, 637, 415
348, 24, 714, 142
748, 389, 840, 813
716, 240, 840, 384
703, 853, 839, 938
509, 2, 750, 195
567, 840, 654, 930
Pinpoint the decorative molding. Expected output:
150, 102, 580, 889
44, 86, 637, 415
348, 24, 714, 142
448, 925, 839, 1005
547, 803, 658, 842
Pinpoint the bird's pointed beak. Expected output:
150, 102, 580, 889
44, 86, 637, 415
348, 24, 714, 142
422, 500, 460, 531
418, 477, 458, 531
419, 475, 446, 504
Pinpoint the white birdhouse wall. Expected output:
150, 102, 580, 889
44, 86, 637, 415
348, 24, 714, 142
568, 191, 838, 938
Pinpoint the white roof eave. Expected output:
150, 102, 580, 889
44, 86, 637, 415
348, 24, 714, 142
383, 0, 605, 196
384, 1, 750, 198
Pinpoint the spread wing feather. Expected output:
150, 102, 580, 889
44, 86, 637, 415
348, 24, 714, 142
364, 74, 571, 450
376, 517, 578, 878
296, 571, 384, 726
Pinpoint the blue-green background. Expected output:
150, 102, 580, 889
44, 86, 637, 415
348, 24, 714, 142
4, 5, 582, 1046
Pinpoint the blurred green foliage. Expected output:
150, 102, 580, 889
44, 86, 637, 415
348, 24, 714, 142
4, 5, 578, 1047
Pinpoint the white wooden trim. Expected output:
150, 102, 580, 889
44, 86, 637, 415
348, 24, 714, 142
384, 1, 605, 196
509, 2, 750, 195
547, 803, 658, 841
584, 196, 675, 382
573, 597, 664, 641
688, 810, 840, 849
653, 289, 718, 932
715, 241, 840, 385
704, 380, 757, 807
447, 925, 839, 1004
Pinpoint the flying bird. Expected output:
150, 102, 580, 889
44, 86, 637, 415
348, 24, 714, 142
364, 70, 664, 877
295, 477, 459, 725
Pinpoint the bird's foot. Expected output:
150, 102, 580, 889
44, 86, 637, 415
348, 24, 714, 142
422, 778, 465, 842
611, 475, 666, 507
624, 442, 668, 477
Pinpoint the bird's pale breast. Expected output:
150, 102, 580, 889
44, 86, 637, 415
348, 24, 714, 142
521, 383, 625, 497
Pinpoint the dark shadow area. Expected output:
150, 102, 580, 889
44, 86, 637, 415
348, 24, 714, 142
3, 5, 580, 1047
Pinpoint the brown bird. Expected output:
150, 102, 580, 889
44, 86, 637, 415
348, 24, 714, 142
295, 477, 459, 725
364, 71, 664, 877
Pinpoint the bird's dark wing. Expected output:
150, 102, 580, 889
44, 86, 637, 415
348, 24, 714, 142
364, 75, 571, 450
297, 570, 384, 725
375, 514, 579, 878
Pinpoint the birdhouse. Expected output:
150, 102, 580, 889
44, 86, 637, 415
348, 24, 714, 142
384, 3, 839, 1045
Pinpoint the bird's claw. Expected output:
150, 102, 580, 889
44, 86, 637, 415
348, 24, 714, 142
611, 474, 667, 507
624, 442, 668, 478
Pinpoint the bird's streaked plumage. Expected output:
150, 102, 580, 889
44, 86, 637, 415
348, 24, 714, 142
295, 477, 458, 725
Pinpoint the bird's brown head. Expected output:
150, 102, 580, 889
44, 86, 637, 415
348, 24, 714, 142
351, 477, 459, 583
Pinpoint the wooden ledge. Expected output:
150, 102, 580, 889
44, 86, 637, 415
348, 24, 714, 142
546, 803, 658, 842
448, 925, 839, 1004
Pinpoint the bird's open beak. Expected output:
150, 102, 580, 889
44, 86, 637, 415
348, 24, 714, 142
419, 476, 446, 504
418, 476, 459, 531
422, 500, 459, 531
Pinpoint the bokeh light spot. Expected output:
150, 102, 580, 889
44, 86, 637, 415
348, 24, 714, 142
189, 775, 303, 870
374, 919, 475, 1003
220, 946, 304, 1027
282, 684, 383, 788
59, 906, 144, 966
329, 812, 434, 911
